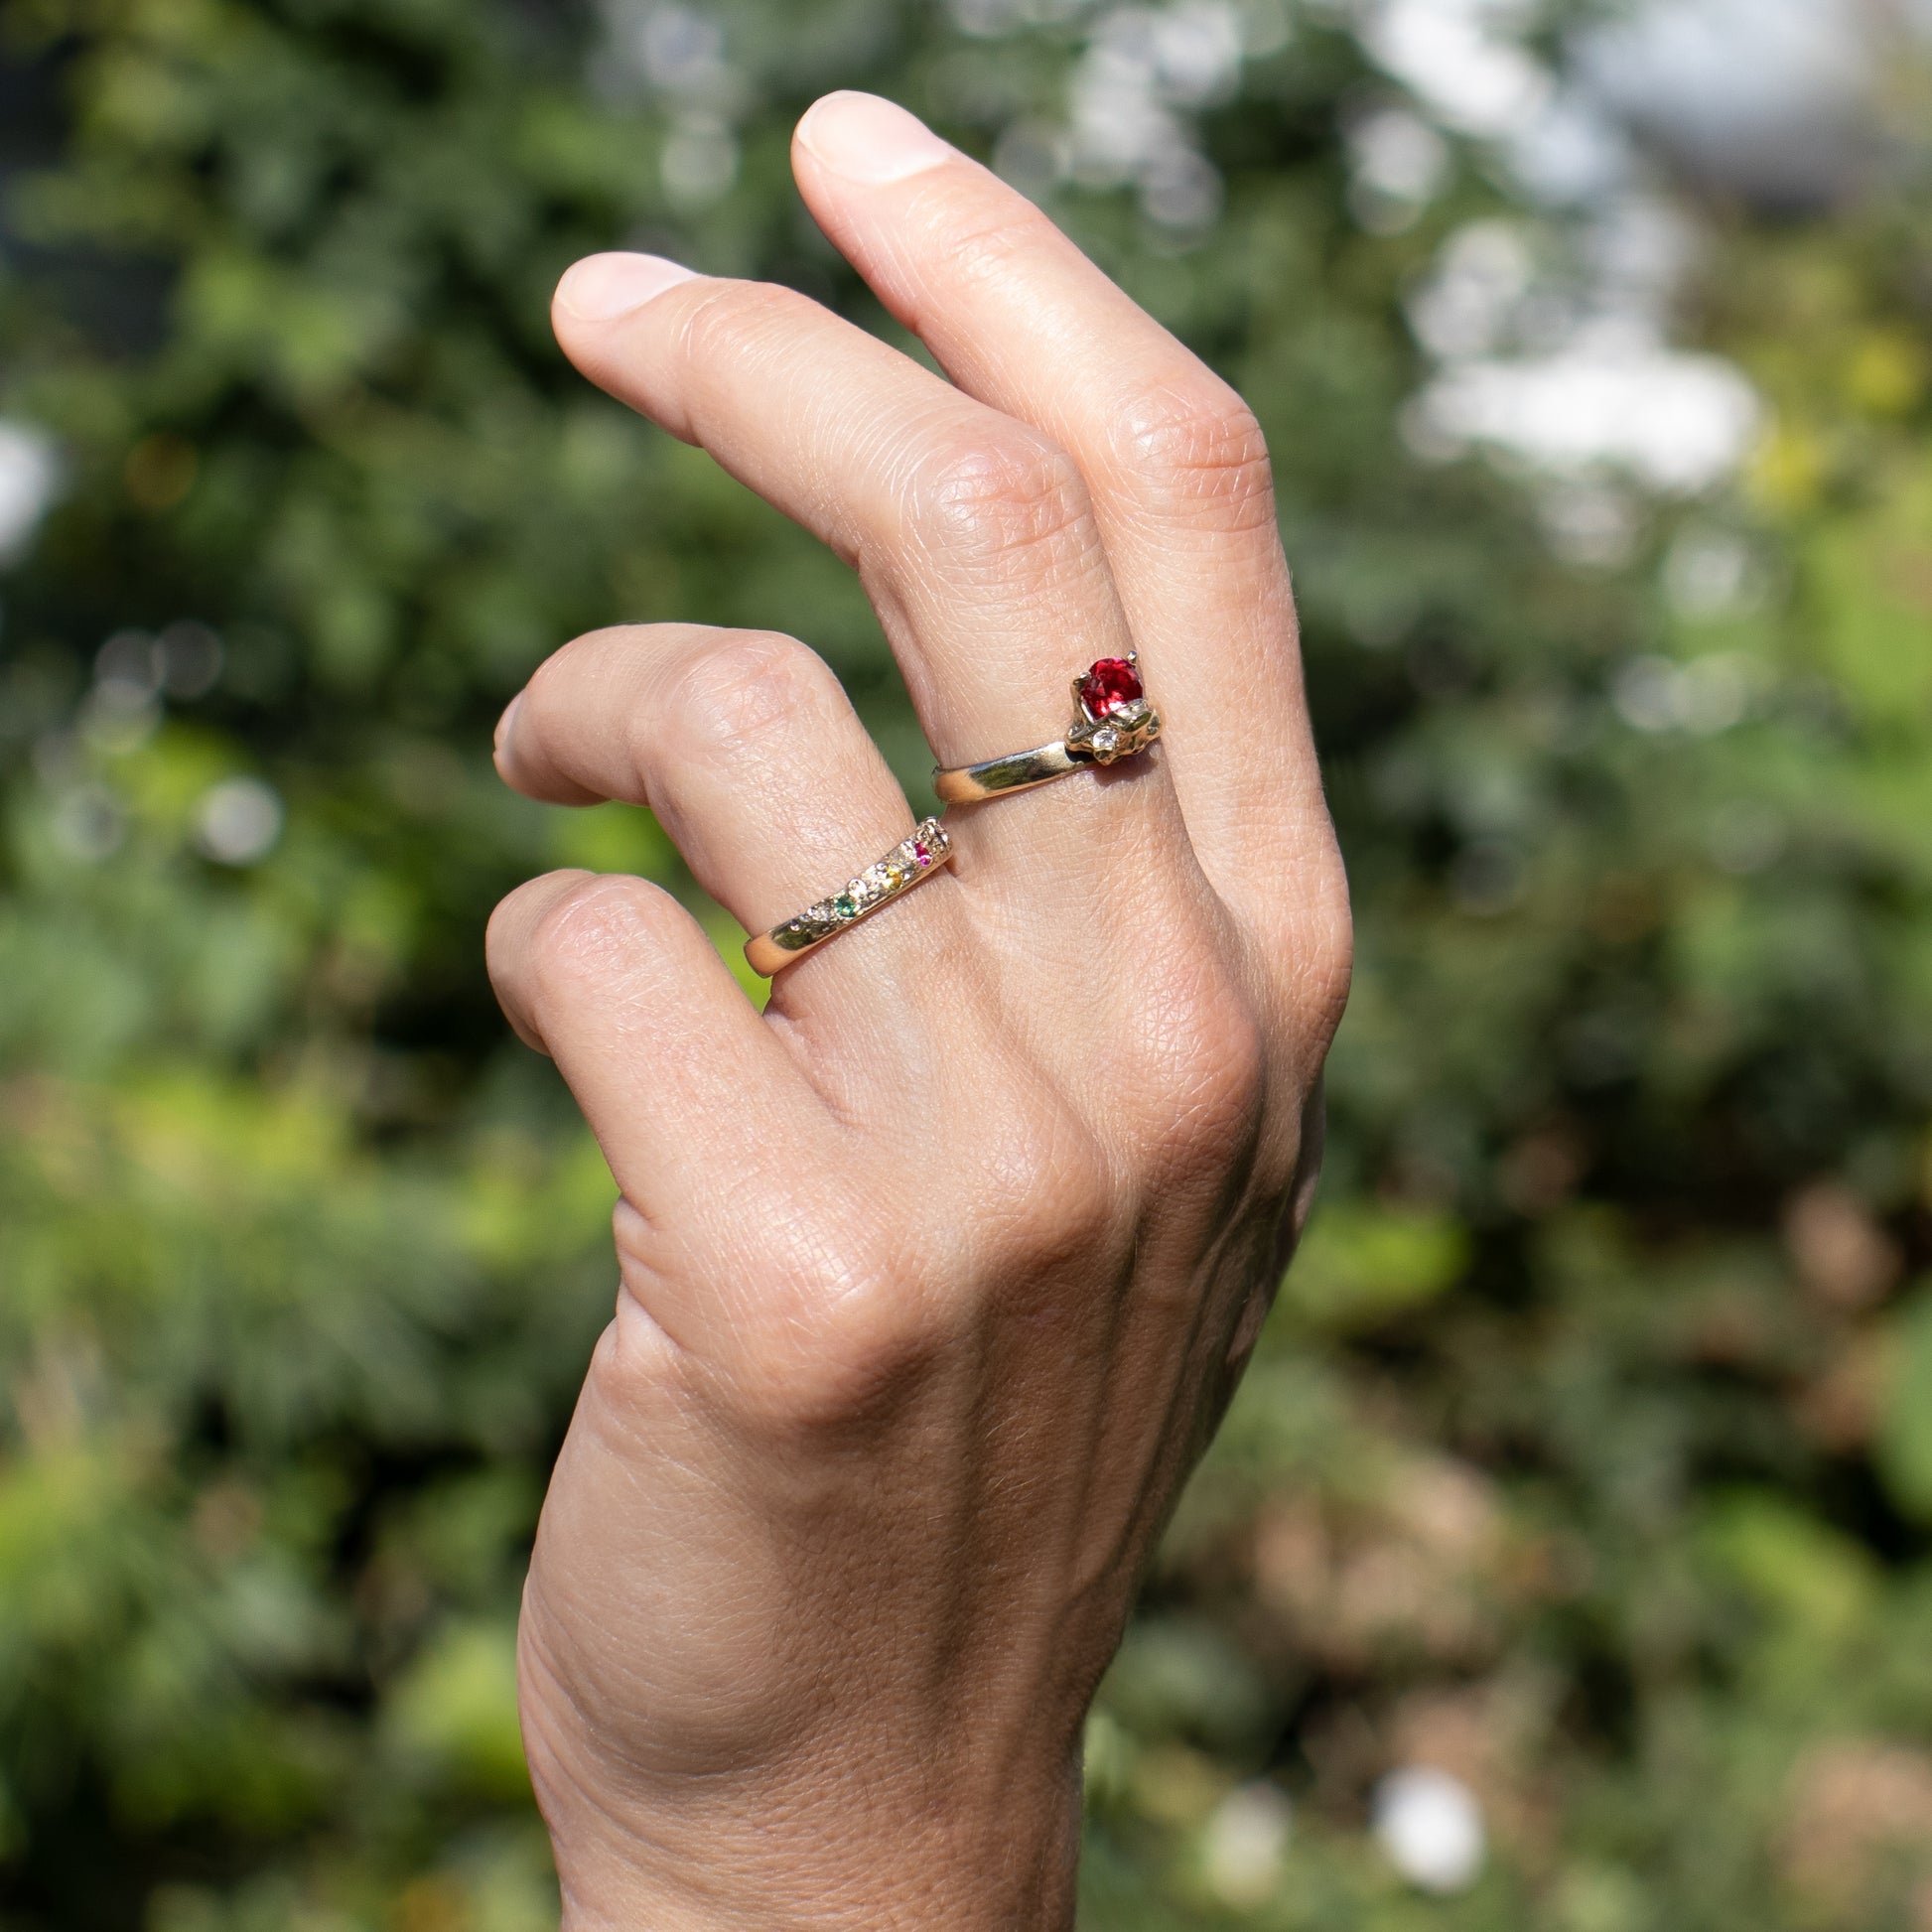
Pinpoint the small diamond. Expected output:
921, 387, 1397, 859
1094, 727, 1120, 756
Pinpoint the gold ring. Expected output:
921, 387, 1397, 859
933, 655, 1162, 804
745, 819, 954, 978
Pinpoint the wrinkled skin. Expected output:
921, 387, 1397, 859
485, 90, 1351, 1932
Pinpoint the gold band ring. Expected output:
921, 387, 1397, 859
745, 819, 954, 978
933, 655, 1162, 805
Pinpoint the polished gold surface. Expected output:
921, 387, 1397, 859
933, 657, 1162, 804
934, 740, 1083, 804
745, 819, 953, 977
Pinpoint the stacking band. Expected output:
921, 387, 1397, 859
745, 819, 953, 978
934, 655, 1161, 805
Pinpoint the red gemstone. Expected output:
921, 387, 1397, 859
1079, 657, 1144, 719
912, 841, 931, 867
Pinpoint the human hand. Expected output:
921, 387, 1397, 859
486, 90, 1350, 1932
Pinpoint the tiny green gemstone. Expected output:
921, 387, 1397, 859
835, 894, 858, 919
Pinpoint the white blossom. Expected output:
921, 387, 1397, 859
1412, 342, 1762, 494
1202, 1782, 1293, 1907
1348, 106, 1451, 208
0, 422, 60, 567
1373, 1766, 1486, 1893
196, 778, 285, 867
1356, 0, 1551, 138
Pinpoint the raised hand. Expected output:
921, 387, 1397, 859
486, 90, 1350, 1932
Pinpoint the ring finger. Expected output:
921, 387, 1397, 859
497, 622, 959, 1011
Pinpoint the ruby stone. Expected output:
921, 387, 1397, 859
1079, 657, 1143, 720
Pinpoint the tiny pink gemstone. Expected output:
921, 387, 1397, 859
913, 842, 931, 867
1079, 657, 1143, 719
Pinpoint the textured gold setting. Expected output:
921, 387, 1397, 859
745, 819, 953, 978
1065, 686, 1161, 767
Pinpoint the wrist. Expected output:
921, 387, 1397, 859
543, 1740, 1086, 1932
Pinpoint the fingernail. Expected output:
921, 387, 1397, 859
494, 692, 525, 761
796, 91, 952, 186
556, 252, 700, 323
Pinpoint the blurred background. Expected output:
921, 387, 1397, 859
2, 0, 1931, 1926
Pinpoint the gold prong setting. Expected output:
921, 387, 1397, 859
1067, 694, 1160, 766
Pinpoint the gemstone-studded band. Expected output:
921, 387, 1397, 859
744, 819, 954, 978
933, 654, 1162, 806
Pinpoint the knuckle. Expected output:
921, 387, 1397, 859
996, 1101, 1120, 1270
908, 427, 1096, 564
1263, 839, 1355, 1042
732, 1223, 943, 1428
1111, 378, 1277, 528
658, 630, 833, 769
1168, 981, 1272, 1165
1115, 946, 1272, 1173
942, 1067, 1122, 1288
1301, 889, 1356, 1039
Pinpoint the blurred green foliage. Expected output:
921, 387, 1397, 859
2, 1, 1931, 1928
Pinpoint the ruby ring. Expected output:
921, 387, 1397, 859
933, 653, 1163, 805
